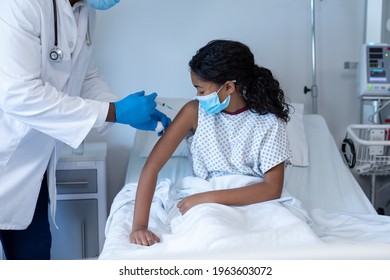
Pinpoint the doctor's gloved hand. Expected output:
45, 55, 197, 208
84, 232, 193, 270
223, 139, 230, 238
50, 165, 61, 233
114, 91, 157, 127
131, 109, 172, 135
153, 109, 172, 136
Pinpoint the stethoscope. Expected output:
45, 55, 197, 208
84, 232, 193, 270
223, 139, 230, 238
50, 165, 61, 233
49, 0, 63, 62
49, 0, 92, 63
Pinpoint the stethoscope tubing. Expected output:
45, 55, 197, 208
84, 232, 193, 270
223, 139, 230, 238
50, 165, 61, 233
52, 0, 58, 47
49, 0, 91, 62
49, 0, 63, 62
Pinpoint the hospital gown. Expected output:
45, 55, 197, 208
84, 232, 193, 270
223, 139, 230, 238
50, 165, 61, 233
186, 106, 291, 180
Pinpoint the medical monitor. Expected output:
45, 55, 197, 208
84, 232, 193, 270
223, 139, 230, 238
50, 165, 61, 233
359, 43, 390, 96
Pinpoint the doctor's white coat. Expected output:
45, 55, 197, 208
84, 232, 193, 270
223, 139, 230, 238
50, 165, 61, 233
0, 0, 118, 229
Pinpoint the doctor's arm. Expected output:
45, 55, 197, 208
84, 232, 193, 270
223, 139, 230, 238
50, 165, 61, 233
130, 101, 198, 246
80, 60, 168, 132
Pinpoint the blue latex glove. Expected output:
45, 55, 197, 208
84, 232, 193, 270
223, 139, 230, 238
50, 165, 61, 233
114, 91, 157, 126
153, 109, 172, 136
132, 109, 172, 135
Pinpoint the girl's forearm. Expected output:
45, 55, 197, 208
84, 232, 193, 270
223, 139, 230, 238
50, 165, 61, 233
131, 168, 159, 231
200, 163, 285, 206
205, 182, 282, 206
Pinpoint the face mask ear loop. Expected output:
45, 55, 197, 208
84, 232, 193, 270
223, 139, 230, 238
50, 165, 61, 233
215, 84, 225, 95
216, 84, 227, 104
217, 80, 236, 102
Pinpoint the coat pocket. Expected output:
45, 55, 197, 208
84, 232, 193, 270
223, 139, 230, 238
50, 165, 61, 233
0, 113, 28, 166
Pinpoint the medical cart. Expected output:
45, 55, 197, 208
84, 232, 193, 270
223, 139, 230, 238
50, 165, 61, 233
350, 43, 390, 211
344, 124, 390, 208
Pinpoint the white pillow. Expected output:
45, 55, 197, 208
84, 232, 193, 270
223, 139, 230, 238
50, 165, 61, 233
139, 98, 189, 157
286, 103, 309, 166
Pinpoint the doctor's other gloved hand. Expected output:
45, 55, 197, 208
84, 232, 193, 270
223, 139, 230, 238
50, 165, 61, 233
132, 109, 172, 136
114, 91, 157, 127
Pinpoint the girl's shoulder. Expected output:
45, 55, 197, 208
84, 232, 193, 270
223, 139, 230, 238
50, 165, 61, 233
173, 100, 199, 132
183, 99, 199, 111
250, 111, 278, 122
251, 112, 286, 130
180, 100, 199, 119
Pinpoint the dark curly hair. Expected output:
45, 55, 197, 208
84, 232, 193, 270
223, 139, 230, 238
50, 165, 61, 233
189, 40, 290, 122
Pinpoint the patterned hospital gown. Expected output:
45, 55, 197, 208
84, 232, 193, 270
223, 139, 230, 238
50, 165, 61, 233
186, 105, 291, 180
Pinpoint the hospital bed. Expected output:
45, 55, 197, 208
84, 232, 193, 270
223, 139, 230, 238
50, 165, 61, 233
99, 98, 390, 259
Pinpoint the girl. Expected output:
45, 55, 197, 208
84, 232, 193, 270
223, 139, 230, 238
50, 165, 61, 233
130, 39, 291, 246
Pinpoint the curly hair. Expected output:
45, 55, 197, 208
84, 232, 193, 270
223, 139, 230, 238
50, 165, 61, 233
189, 40, 290, 122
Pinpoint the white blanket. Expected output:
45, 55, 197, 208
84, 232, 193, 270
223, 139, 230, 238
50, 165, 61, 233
310, 208, 390, 244
100, 175, 323, 259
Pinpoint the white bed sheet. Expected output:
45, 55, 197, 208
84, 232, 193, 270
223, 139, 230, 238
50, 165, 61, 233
285, 115, 376, 214
100, 114, 390, 259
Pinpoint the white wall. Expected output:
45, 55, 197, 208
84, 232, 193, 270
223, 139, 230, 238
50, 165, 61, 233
86, 0, 366, 204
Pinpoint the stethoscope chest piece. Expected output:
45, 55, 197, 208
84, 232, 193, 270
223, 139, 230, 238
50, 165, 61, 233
50, 0, 63, 62
49, 46, 63, 62
49, 0, 90, 62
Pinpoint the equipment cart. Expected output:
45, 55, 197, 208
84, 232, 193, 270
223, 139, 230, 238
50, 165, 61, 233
343, 124, 390, 209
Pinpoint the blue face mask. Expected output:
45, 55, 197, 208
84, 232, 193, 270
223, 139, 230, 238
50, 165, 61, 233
194, 84, 231, 115
85, 0, 120, 10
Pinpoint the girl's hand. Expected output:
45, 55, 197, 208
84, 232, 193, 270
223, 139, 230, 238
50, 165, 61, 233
177, 193, 212, 215
130, 229, 160, 246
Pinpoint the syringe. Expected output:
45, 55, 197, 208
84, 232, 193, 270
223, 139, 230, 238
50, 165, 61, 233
156, 100, 177, 112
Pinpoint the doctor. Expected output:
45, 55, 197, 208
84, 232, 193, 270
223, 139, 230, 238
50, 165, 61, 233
0, 0, 170, 260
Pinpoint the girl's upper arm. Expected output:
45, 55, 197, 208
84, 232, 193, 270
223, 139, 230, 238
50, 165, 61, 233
143, 100, 198, 171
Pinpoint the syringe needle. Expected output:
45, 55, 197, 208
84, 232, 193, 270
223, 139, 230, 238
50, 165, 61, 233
156, 100, 178, 112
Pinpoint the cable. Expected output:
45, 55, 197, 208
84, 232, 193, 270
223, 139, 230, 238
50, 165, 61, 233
368, 99, 390, 124
341, 136, 356, 168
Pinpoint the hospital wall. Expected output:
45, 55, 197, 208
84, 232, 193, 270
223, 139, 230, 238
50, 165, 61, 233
86, 0, 367, 204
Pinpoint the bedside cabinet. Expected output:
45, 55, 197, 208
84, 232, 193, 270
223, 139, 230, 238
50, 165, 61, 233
50, 142, 107, 260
